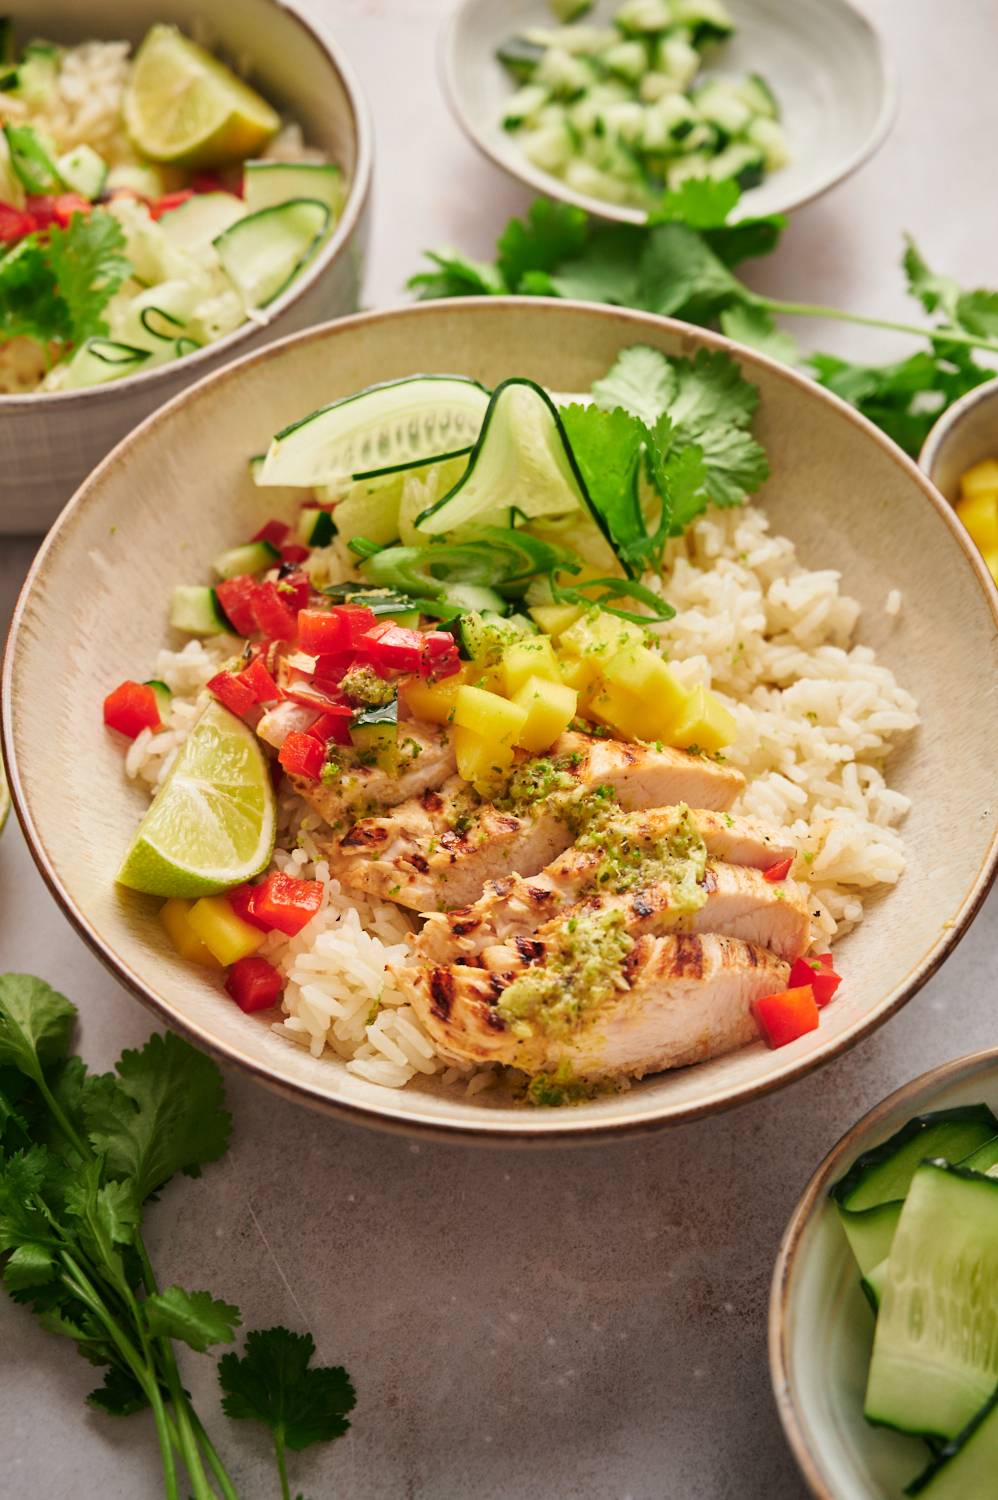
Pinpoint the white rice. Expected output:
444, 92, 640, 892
130, 502, 918, 1088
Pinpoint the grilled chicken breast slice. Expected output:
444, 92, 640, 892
291, 719, 456, 830
394, 932, 788, 1079
327, 733, 745, 910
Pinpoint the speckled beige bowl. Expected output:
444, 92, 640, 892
3, 300, 998, 1143
0, 0, 372, 535
770, 1048, 998, 1499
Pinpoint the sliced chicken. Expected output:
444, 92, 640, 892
326, 733, 745, 910
394, 931, 788, 1079
416, 807, 797, 963
290, 719, 456, 831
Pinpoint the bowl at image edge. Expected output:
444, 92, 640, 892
3, 298, 998, 1144
769, 1048, 998, 1500
0, 0, 372, 535
920, 373, 998, 502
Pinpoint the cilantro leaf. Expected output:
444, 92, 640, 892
3, 1240, 56, 1292
0, 239, 71, 347
496, 198, 588, 290
636, 221, 747, 325
652, 177, 741, 229
719, 303, 799, 365
646, 427, 709, 536
87, 1365, 150, 1418
954, 289, 998, 339
902, 235, 960, 321
47, 211, 129, 344
669, 348, 759, 432
547, 224, 642, 305
218, 1327, 356, 1452
406, 248, 507, 299
692, 424, 769, 507
84, 1031, 231, 1202
0, 974, 76, 1084
144, 1286, 241, 1352
558, 403, 646, 575
592, 344, 677, 426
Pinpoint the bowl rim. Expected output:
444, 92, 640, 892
438, 0, 897, 228
918, 372, 998, 488
0, 0, 374, 412
767, 1044, 998, 1499
3, 295, 998, 1145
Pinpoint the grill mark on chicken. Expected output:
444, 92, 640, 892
666, 934, 705, 980
515, 936, 545, 965
408, 853, 430, 873
421, 790, 444, 813
429, 968, 454, 1020
341, 823, 389, 848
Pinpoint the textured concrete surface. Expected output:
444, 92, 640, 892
2, 2, 997, 1496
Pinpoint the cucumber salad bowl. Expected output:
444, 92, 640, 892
4, 299, 997, 1143
0, 0, 372, 533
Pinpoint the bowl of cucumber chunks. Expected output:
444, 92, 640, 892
771, 1048, 998, 1500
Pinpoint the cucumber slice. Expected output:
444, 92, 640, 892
60, 338, 152, 390
865, 1162, 998, 1439
3, 121, 61, 193
213, 199, 330, 309
960, 1136, 998, 1175
415, 379, 588, 537
349, 699, 399, 769
243, 160, 344, 220
448, 585, 509, 617
159, 190, 245, 256
457, 610, 528, 664
260, 376, 490, 488
860, 1257, 888, 1315
497, 36, 545, 82
55, 143, 107, 200
15, 42, 58, 106
836, 1200, 902, 1277
831, 1106, 998, 1213
144, 679, 174, 719
169, 586, 228, 636
212, 540, 279, 580
906, 1385, 998, 1497
331, 472, 407, 548
106, 161, 168, 199
296, 507, 336, 547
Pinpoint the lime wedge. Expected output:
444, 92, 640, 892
117, 702, 275, 898
123, 25, 281, 170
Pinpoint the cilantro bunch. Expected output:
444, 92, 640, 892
409, 180, 998, 458
0, 973, 355, 1500
0, 209, 129, 359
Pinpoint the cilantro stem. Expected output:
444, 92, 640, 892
755, 295, 998, 358
33, 1072, 91, 1160
274, 1428, 291, 1500
188, 1409, 241, 1500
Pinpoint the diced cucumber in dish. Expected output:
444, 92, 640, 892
55, 142, 107, 199
212, 539, 279, 580
457, 610, 529, 664
243, 160, 344, 220
496, 36, 545, 83
105, 160, 168, 199
349, 700, 398, 769
615, 0, 673, 34
14, 41, 58, 105
548, 0, 593, 20
3, 121, 61, 193
503, 83, 549, 131
737, 71, 780, 120
60, 338, 152, 389
159, 190, 245, 256
836, 1200, 902, 1277
144, 680, 174, 719
259, 375, 490, 488
830, 1105, 998, 1212
864, 1162, 998, 1440
672, 0, 735, 42
169, 585, 229, 636
448, 585, 510, 619
213, 198, 330, 308
906, 1385, 998, 1498
296, 507, 336, 547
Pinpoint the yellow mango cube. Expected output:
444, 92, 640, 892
602, 645, 690, 728
559, 609, 644, 660
500, 636, 561, 697
955, 490, 998, 553
513, 676, 578, 752
453, 684, 528, 745
960, 458, 998, 501
453, 723, 515, 790
558, 652, 602, 695
160, 898, 223, 969
671, 685, 738, 752
188, 895, 265, 966
587, 683, 650, 740
528, 602, 585, 637
398, 666, 467, 725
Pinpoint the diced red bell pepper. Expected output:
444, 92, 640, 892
420, 630, 461, 679
252, 518, 290, 547
252, 581, 298, 641
0, 202, 38, 243
278, 730, 326, 780
763, 857, 794, 883
148, 188, 195, 221
208, 670, 257, 718
297, 605, 377, 656
103, 680, 161, 739
283, 674, 352, 716
27, 193, 91, 228
311, 652, 354, 683
250, 871, 324, 936
225, 955, 284, 1013
307, 710, 353, 746
215, 575, 260, 636
788, 954, 842, 1009
752, 985, 820, 1049
237, 655, 280, 705
275, 568, 312, 615
280, 542, 311, 565
227, 883, 270, 931
190, 172, 231, 195
356, 620, 427, 673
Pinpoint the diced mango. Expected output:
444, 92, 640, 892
501, 636, 561, 697
513, 676, 578, 752
955, 490, 998, 553
671, 685, 737, 752
559, 609, 644, 660
602, 645, 690, 727
587, 683, 652, 740
398, 666, 467, 725
529, 602, 586, 637
453, 684, 528, 745
453, 723, 515, 790
160, 898, 223, 969
188, 895, 265, 966
960, 458, 998, 501
558, 652, 602, 696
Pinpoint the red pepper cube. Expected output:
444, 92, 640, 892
276, 568, 312, 614
225, 956, 284, 1013
252, 519, 290, 547
227, 883, 270, 931
788, 956, 842, 1009
252, 581, 298, 641
52, 192, 91, 226
215, 575, 260, 636
278, 730, 326, 780
752, 985, 820, 1049
280, 542, 311, 565
103, 680, 162, 739
356, 620, 425, 673
0, 204, 38, 242
238, 655, 280, 705
149, 188, 195, 220
307, 710, 354, 746
420, 631, 461, 679
251, 871, 324, 936
207, 670, 257, 719
763, 857, 794, 883
298, 605, 376, 655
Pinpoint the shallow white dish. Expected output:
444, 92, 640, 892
770, 1049, 998, 1499
441, 0, 895, 225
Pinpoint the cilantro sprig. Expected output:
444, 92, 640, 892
0, 973, 355, 1500
0, 209, 128, 359
409, 182, 998, 457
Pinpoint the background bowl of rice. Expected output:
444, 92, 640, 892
4, 299, 998, 1143
0, 0, 372, 535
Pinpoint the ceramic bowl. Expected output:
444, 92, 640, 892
769, 1048, 998, 1499
919, 374, 998, 502
441, 0, 895, 226
4, 299, 998, 1144
0, 0, 372, 535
